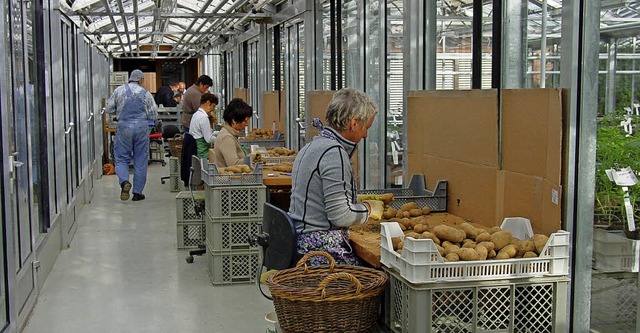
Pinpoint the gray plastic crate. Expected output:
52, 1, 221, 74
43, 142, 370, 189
205, 213, 261, 251
205, 185, 266, 219
358, 174, 448, 212
177, 222, 206, 250
239, 139, 285, 148
385, 268, 569, 333
200, 159, 264, 186
207, 247, 260, 285
175, 191, 205, 222
169, 156, 180, 175
169, 174, 183, 192
590, 273, 639, 332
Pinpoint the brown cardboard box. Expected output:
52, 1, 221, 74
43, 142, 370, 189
208, 148, 215, 164
142, 72, 157, 93
502, 89, 562, 183
407, 90, 499, 167
262, 91, 283, 132
306, 91, 335, 141
233, 87, 249, 102
497, 171, 562, 235
423, 154, 499, 226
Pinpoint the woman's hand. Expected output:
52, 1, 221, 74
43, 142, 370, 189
362, 200, 384, 221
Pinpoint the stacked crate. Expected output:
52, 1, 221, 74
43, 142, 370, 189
175, 191, 205, 250
201, 159, 266, 285
168, 157, 183, 192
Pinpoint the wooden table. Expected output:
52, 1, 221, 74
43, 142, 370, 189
262, 170, 292, 187
262, 168, 292, 211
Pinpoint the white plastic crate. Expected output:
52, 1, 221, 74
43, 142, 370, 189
169, 174, 183, 192
358, 176, 448, 212
590, 273, 639, 332
593, 229, 640, 272
207, 247, 260, 285
205, 212, 261, 251
205, 185, 266, 219
109, 71, 128, 84
200, 159, 263, 186
175, 191, 205, 222
177, 222, 206, 250
168, 156, 180, 175
149, 140, 164, 161
239, 138, 285, 148
385, 268, 569, 333
380, 218, 570, 283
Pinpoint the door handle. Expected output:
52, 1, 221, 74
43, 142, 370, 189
253, 111, 260, 119
87, 113, 94, 122
64, 122, 75, 135
100, 107, 105, 115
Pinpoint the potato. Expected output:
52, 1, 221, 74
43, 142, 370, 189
458, 248, 480, 261
399, 218, 412, 229
436, 244, 446, 256
445, 253, 460, 262
399, 202, 419, 211
422, 206, 431, 215
518, 240, 536, 256
402, 211, 411, 218
490, 230, 513, 251
395, 210, 404, 218
397, 240, 404, 251
409, 209, 423, 217
495, 252, 510, 259
226, 165, 242, 173
475, 232, 491, 242
462, 240, 477, 249
458, 222, 480, 239
441, 241, 455, 248
531, 234, 549, 254
523, 251, 538, 258
475, 244, 488, 260
404, 231, 421, 239
477, 241, 495, 252
499, 244, 517, 258
489, 226, 503, 234
433, 225, 465, 243
237, 164, 251, 173
487, 249, 497, 258
398, 223, 407, 231
391, 237, 402, 250
409, 217, 425, 229
413, 224, 429, 234
383, 207, 397, 219
444, 245, 460, 256
422, 232, 441, 245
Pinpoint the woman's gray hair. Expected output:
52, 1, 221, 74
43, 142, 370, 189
325, 88, 378, 131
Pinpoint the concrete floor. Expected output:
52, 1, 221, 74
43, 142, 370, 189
22, 162, 274, 333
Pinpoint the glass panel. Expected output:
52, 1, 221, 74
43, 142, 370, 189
365, 0, 383, 189
386, 0, 403, 187
322, 1, 331, 90
342, 0, 358, 88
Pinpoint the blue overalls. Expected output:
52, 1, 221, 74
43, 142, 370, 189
114, 84, 150, 195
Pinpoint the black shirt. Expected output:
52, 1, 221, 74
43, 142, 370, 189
155, 85, 177, 107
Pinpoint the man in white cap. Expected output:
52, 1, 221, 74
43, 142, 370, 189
105, 69, 158, 201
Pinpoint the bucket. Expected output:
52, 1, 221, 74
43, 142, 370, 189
265, 311, 279, 333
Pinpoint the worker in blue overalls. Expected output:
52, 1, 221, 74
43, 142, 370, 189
106, 69, 158, 201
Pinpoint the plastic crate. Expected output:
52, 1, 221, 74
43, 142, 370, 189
239, 138, 285, 148
168, 156, 180, 175
385, 268, 569, 333
593, 229, 640, 272
177, 222, 206, 250
380, 219, 570, 283
169, 174, 183, 192
358, 175, 448, 212
149, 140, 164, 161
200, 159, 264, 186
205, 212, 262, 251
175, 191, 205, 222
109, 71, 128, 84
205, 185, 266, 219
590, 273, 639, 332
207, 247, 260, 285
259, 155, 296, 165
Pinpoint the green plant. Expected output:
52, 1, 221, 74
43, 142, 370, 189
595, 115, 640, 227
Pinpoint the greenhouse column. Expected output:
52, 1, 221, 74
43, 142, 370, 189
605, 37, 617, 115
502, 0, 527, 88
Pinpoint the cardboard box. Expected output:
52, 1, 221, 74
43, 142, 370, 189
502, 89, 562, 183
306, 91, 335, 141
407, 90, 499, 167
233, 87, 249, 102
142, 72, 157, 93
208, 148, 215, 164
262, 91, 283, 132
422, 154, 499, 226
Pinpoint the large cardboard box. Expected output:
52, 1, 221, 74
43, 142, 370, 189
502, 89, 562, 183
407, 90, 499, 167
306, 91, 335, 141
262, 91, 284, 133
233, 87, 249, 102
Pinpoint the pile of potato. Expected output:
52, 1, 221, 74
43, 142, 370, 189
244, 128, 274, 139
266, 147, 297, 156
271, 162, 293, 173
217, 164, 252, 174
390, 222, 549, 262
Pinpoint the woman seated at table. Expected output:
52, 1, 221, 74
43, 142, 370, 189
189, 93, 219, 159
213, 98, 252, 167
288, 88, 383, 266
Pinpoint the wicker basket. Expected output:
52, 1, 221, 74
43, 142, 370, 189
266, 251, 388, 333
167, 134, 183, 159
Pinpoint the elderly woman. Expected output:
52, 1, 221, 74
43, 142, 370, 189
288, 88, 382, 266
213, 98, 252, 167
188, 93, 219, 159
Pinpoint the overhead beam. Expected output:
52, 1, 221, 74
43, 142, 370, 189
70, 11, 270, 19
